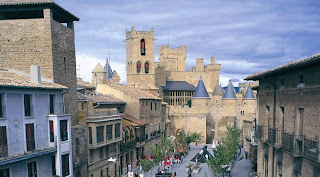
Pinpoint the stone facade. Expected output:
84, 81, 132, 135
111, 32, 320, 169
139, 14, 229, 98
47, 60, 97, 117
246, 54, 320, 177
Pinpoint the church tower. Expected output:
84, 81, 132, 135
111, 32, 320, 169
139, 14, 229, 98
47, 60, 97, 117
126, 27, 155, 87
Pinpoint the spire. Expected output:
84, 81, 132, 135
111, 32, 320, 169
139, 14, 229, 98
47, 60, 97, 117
222, 81, 237, 99
243, 86, 255, 99
193, 77, 209, 98
92, 63, 105, 73
212, 82, 222, 96
104, 56, 114, 80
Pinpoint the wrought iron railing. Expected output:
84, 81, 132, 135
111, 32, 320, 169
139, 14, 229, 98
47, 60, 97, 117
304, 137, 318, 163
256, 125, 268, 142
268, 128, 276, 145
283, 132, 294, 153
294, 135, 304, 156
274, 129, 283, 148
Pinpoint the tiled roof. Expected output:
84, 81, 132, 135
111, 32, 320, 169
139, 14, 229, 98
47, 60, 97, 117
0, 0, 53, 5
212, 82, 222, 95
77, 78, 95, 89
0, 69, 67, 90
104, 59, 113, 80
136, 82, 158, 90
92, 63, 105, 73
246, 53, 320, 80
161, 81, 196, 91
77, 90, 125, 105
222, 81, 237, 99
106, 82, 161, 100
243, 86, 255, 99
121, 113, 148, 125
193, 78, 209, 98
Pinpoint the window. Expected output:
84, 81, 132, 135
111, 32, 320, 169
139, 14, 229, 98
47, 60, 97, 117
115, 123, 120, 138
136, 61, 141, 73
89, 127, 92, 144
52, 156, 56, 175
280, 78, 284, 87
24, 94, 33, 117
0, 126, 7, 158
140, 39, 146, 55
0, 94, 4, 118
155, 103, 157, 110
49, 95, 54, 114
105, 145, 109, 158
145, 61, 149, 73
150, 102, 152, 110
89, 150, 94, 163
28, 161, 37, 177
99, 147, 104, 160
26, 123, 35, 151
106, 125, 113, 141
81, 102, 85, 110
299, 74, 304, 83
62, 154, 70, 177
60, 120, 68, 141
0, 168, 9, 177
97, 126, 104, 143
49, 121, 54, 142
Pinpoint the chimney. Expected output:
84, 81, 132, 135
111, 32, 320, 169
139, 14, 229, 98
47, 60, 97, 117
30, 65, 41, 84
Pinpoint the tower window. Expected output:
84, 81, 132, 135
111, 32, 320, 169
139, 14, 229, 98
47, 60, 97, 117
137, 61, 141, 73
145, 61, 149, 74
140, 39, 146, 56
299, 74, 304, 83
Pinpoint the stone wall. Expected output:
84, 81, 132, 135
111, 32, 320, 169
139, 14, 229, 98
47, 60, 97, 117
72, 126, 88, 177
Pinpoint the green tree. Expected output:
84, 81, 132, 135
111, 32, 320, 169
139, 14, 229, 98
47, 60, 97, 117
140, 159, 154, 173
175, 129, 203, 151
207, 125, 242, 176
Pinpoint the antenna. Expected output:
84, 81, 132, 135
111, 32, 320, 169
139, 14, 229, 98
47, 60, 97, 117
168, 31, 170, 45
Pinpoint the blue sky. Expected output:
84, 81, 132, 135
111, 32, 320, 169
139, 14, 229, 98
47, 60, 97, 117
55, 0, 320, 86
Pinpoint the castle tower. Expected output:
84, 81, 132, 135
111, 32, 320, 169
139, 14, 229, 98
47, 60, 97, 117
0, 0, 79, 124
222, 81, 238, 125
242, 85, 256, 120
104, 59, 114, 80
126, 27, 155, 87
92, 63, 106, 86
192, 77, 210, 113
212, 81, 223, 105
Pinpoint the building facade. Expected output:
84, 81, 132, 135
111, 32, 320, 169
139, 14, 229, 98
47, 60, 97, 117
0, 67, 73, 177
246, 54, 320, 177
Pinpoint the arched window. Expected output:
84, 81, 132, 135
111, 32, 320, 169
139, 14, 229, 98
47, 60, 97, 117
140, 39, 146, 55
145, 61, 149, 73
136, 61, 141, 73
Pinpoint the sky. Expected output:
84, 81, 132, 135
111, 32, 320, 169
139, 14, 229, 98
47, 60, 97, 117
55, 0, 320, 86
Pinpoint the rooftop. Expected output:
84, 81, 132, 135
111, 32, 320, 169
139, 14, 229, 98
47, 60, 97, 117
246, 53, 320, 80
77, 78, 95, 89
161, 81, 196, 91
0, 69, 67, 90
121, 113, 148, 125
105, 82, 161, 100
193, 78, 209, 98
77, 90, 125, 105
0, 0, 79, 22
243, 86, 255, 99
222, 81, 237, 99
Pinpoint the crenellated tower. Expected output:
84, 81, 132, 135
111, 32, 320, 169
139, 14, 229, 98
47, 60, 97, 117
126, 27, 155, 87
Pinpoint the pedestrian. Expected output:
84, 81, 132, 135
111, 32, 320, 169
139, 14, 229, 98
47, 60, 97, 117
188, 168, 192, 177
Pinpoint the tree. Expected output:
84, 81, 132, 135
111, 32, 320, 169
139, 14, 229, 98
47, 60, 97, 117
140, 159, 154, 173
175, 129, 203, 152
207, 125, 242, 176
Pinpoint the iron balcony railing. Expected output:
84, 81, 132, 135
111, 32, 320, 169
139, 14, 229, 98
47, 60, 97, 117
86, 109, 120, 118
304, 137, 319, 163
274, 129, 283, 148
283, 132, 304, 157
136, 137, 146, 143
256, 125, 268, 142
0, 136, 57, 159
268, 128, 276, 145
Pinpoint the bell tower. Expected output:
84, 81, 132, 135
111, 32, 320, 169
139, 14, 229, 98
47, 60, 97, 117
126, 27, 155, 86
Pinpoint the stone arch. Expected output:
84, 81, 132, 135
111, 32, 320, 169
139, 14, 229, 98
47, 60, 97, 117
140, 39, 146, 55
144, 61, 149, 74
136, 60, 141, 73
130, 126, 135, 140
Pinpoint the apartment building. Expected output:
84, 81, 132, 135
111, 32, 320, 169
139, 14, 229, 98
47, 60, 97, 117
0, 67, 73, 177
246, 54, 320, 177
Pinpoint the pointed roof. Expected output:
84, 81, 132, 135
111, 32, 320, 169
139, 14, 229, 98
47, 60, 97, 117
243, 86, 255, 99
212, 83, 223, 95
193, 77, 209, 98
104, 59, 114, 80
92, 63, 105, 73
222, 81, 237, 99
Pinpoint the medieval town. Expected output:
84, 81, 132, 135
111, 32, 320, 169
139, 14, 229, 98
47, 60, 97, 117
0, 0, 319, 177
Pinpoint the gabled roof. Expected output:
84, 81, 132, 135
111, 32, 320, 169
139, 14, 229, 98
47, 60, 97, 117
0, 0, 79, 22
77, 90, 125, 105
193, 78, 209, 98
77, 78, 95, 89
104, 59, 113, 80
212, 83, 222, 95
246, 53, 320, 80
92, 63, 105, 73
0, 69, 67, 90
121, 113, 148, 125
161, 81, 196, 91
243, 86, 255, 100
222, 81, 237, 99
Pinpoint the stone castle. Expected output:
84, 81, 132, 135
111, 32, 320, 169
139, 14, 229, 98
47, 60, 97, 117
93, 27, 258, 144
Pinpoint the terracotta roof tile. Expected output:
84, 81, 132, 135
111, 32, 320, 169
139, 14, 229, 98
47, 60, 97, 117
77, 90, 125, 105
120, 113, 148, 125
77, 78, 95, 89
246, 53, 320, 80
0, 69, 67, 90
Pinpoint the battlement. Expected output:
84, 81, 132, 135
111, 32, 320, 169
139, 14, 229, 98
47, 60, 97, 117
159, 44, 186, 54
126, 26, 154, 39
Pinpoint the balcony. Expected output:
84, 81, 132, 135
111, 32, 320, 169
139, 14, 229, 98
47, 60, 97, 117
304, 137, 319, 164
283, 132, 304, 157
256, 125, 268, 142
0, 137, 57, 166
86, 109, 119, 118
120, 140, 136, 152
268, 128, 283, 148
136, 137, 146, 146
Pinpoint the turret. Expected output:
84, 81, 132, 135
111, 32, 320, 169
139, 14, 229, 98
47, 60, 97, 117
192, 77, 210, 113
196, 58, 204, 72
92, 63, 106, 86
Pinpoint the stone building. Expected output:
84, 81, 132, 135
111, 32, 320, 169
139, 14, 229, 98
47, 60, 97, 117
246, 54, 320, 177
0, 67, 73, 177
0, 0, 88, 176
123, 27, 257, 144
